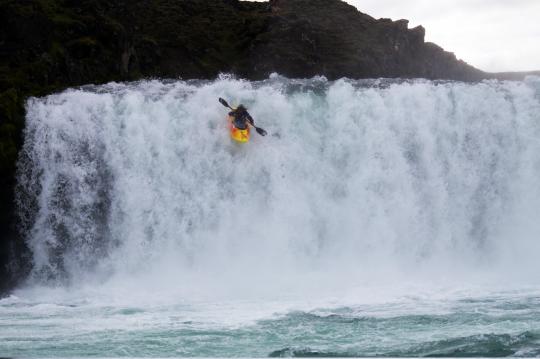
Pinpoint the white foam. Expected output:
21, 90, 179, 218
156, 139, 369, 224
15, 76, 540, 305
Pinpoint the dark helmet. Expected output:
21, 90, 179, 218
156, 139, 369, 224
237, 104, 247, 111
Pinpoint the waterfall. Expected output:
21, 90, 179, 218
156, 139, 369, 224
17, 76, 540, 289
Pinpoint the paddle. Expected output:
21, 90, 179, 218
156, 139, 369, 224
219, 98, 267, 136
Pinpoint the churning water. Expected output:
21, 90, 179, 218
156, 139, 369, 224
2, 75, 540, 357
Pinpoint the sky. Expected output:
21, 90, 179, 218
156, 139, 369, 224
349, 0, 540, 72
248, 0, 540, 72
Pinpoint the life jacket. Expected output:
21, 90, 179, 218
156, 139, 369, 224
230, 109, 251, 130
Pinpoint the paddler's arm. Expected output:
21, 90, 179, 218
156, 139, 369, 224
247, 114, 255, 127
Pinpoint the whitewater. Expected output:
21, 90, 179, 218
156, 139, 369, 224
2, 75, 540, 357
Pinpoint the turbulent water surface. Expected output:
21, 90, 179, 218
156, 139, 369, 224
2, 75, 540, 357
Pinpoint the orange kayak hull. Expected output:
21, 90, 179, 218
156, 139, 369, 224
228, 116, 250, 143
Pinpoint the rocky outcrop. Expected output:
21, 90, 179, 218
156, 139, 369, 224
244, 0, 485, 80
0, 0, 537, 295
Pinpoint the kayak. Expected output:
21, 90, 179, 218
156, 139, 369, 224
228, 115, 250, 143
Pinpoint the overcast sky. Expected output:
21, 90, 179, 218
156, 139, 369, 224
350, 0, 540, 72
249, 0, 540, 72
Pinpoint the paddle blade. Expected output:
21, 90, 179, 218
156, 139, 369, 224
219, 98, 230, 108
256, 127, 267, 136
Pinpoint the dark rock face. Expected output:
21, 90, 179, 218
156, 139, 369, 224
245, 0, 485, 81
0, 0, 535, 294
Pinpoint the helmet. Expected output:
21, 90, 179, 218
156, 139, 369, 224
237, 104, 247, 111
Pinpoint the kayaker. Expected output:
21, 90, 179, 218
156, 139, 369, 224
229, 105, 254, 130
218, 97, 267, 137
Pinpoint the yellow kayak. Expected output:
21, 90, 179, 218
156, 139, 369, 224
228, 115, 250, 143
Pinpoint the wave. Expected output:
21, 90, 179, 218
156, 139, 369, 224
269, 330, 540, 357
